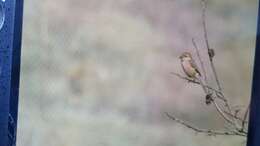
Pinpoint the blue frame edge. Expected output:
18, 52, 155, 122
247, 1, 260, 146
0, 0, 23, 146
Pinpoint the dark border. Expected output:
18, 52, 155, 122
0, 0, 23, 146
247, 1, 260, 146
9, 0, 23, 145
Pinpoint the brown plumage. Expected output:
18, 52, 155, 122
179, 52, 201, 78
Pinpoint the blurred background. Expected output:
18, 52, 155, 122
17, 0, 257, 146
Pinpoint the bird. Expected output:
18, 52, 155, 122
179, 52, 212, 104
179, 52, 201, 79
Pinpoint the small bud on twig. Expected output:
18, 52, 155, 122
208, 48, 215, 58
205, 93, 213, 105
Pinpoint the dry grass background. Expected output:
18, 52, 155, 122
17, 0, 257, 146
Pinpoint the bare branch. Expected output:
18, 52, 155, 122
165, 112, 246, 137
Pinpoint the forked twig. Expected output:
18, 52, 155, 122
171, 71, 248, 125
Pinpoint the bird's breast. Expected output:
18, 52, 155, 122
181, 60, 196, 77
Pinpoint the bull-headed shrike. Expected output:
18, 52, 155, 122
179, 52, 201, 79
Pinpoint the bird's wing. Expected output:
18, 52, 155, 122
190, 59, 201, 76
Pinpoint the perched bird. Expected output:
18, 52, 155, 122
179, 52, 212, 104
179, 52, 201, 79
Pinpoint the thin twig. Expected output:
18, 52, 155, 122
212, 100, 235, 125
201, 0, 210, 57
192, 38, 208, 85
165, 112, 246, 137
241, 103, 250, 131
201, 0, 221, 91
